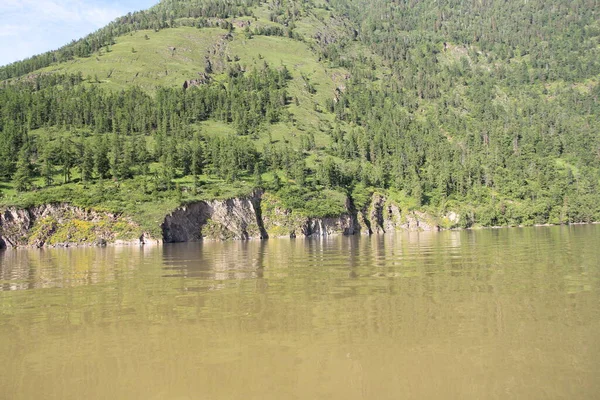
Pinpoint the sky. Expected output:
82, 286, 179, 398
0, 0, 159, 67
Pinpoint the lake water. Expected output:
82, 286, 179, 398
0, 226, 599, 399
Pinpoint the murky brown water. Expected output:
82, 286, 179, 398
1, 226, 599, 400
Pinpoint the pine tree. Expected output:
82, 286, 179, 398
193, 173, 200, 194
81, 143, 94, 183
253, 163, 263, 188
134, 135, 150, 176
191, 133, 204, 176
178, 142, 192, 176
160, 158, 175, 190
272, 172, 281, 191
94, 137, 110, 179
292, 161, 305, 186
109, 132, 122, 179
119, 138, 134, 179
39, 147, 55, 187
0, 140, 13, 180
13, 145, 32, 192
59, 138, 74, 183
411, 179, 423, 208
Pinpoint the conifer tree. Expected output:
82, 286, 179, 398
0, 141, 13, 180
292, 161, 305, 186
272, 172, 281, 191
109, 132, 122, 179
59, 138, 74, 183
253, 163, 263, 188
191, 133, 204, 176
119, 138, 134, 179
13, 145, 32, 192
39, 147, 55, 187
94, 137, 110, 179
81, 143, 94, 183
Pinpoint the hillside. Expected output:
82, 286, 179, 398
1, 0, 599, 238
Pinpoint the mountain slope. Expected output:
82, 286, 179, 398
1, 0, 599, 235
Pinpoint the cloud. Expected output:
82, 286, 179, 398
0, 24, 29, 38
0, 0, 156, 66
1, 0, 121, 30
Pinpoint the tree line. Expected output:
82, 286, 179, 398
0, 63, 289, 189
1, 0, 599, 226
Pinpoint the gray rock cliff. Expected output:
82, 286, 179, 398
162, 193, 267, 242
0, 203, 155, 248
0, 192, 458, 248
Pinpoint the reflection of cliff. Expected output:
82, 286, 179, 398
0, 246, 159, 291
161, 241, 271, 285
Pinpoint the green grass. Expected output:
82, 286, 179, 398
0, 170, 258, 238
228, 33, 342, 147
0, 4, 391, 235
18, 3, 390, 168
40, 27, 227, 91
33, 21, 353, 158
199, 120, 237, 137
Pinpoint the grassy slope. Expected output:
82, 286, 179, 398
39, 27, 225, 91
0, 3, 384, 233
35, 6, 350, 143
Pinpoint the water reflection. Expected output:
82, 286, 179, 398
162, 241, 268, 281
0, 246, 159, 291
0, 226, 599, 399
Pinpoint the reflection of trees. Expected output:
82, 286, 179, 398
0, 227, 599, 400
0, 227, 597, 336
0, 246, 154, 291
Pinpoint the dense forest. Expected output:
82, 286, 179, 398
1, 0, 599, 228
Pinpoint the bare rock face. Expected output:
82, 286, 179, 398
356, 194, 450, 233
356, 193, 386, 235
355, 211, 371, 235
162, 193, 267, 242
302, 215, 357, 237
260, 192, 359, 238
261, 204, 307, 238
0, 192, 459, 248
369, 194, 386, 234
0, 208, 33, 247
264, 213, 358, 238
445, 211, 460, 226
0, 203, 151, 248
182, 72, 211, 89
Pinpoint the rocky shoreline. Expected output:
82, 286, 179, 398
1, 191, 596, 250
0, 203, 161, 249
0, 191, 459, 249
159, 190, 453, 242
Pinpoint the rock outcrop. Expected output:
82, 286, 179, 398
0, 204, 156, 248
355, 193, 458, 234
302, 215, 357, 237
162, 192, 267, 242
182, 72, 211, 89
260, 192, 359, 238
263, 211, 358, 238
0, 192, 460, 249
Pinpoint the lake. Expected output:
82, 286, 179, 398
1, 226, 599, 399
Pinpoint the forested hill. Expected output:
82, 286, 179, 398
1, 0, 599, 233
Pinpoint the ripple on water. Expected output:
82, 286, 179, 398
0, 226, 599, 399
